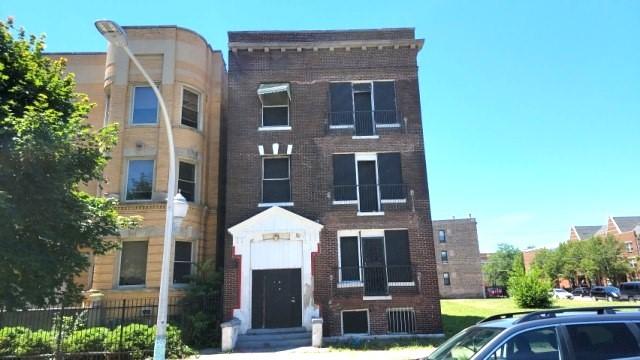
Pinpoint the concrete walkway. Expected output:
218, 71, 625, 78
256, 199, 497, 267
194, 346, 433, 360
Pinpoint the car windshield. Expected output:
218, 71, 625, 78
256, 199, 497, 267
428, 326, 503, 360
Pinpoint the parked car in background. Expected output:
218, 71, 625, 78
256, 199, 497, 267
427, 306, 640, 360
590, 286, 620, 301
620, 282, 640, 301
550, 288, 573, 299
571, 287, 590, 297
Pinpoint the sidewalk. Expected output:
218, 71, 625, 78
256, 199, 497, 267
193, 346, 433, 360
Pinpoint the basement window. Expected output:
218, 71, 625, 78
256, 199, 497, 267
387, 308, 416, 334
342, 310, 369, 335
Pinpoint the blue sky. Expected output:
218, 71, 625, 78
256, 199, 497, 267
3, 0, 639, 252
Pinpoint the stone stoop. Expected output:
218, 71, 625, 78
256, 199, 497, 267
236, 327, 312, 350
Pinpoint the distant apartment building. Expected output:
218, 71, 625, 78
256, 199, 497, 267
432, 218, 484, 298
51, 26, 226, 303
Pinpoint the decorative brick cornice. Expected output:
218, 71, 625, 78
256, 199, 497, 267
230, 39, 424, 53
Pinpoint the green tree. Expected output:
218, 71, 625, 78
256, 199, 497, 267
483, 243, 522, 287
0, 19, 136, 309
581, 235, 631, 285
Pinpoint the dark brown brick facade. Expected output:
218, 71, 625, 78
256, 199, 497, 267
222, 28, 442, 336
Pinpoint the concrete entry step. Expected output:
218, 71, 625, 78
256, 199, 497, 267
237, 328, 311, 350
246, 327, 307, 335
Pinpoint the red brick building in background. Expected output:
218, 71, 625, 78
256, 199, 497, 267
221, 28, 442, 339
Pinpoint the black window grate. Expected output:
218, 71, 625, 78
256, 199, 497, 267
387, 308, 416, 334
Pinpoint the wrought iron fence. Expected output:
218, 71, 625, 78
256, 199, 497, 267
333, 184, 409, 212
327, 110, 402, 136
336, 265, 415, 296
0, 296, 217, 359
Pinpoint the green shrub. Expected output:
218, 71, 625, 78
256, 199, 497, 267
165, 325, 196, 359
0, 327, 29, 355
508, 269, 553, 308
15, 330, 54, 356
63, 327, 109, 352
104, 324, 194, 359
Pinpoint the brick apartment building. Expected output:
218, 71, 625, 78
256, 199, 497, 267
221, 28, 443, 338
432, 218, 484, 298
570, 216, 640, 279
51, 26, 226, 303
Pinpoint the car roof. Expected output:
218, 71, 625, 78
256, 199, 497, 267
477, 307, 640, 330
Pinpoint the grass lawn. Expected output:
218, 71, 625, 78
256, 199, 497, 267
328, 297, 598, 352
440, 298, 597, 338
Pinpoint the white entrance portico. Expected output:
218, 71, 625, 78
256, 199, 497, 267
228, 206, 323, 334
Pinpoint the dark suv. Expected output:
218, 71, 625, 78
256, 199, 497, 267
620, 281, 640, 301
590, 286, 621, 301
571, 287, 590, 297
427, 306, 640, 360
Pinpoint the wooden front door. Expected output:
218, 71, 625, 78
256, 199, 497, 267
252, 268, 302, 329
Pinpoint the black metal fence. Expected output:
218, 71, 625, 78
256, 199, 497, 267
327, 110, 403, 136
336, 265, 415, 296
0, 296, 215, 359
333, 184, 410, 212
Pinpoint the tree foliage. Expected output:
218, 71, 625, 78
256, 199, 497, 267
483, 243, 522, 286
0, 19, 136, 309
531, 235, 631, 287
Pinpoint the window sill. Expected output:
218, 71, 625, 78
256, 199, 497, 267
329, 125, 354, 129
352, 135, 379, 140
127, 122, 159, 127
258, 202, 294, 208
337, 281, 363, 288
115, 285, 146, 290
333, 200, 358, 205
389, 282, 415, 287
363, 295, 392, 301
380, 198, 406, 204
178, 124, 203, 134
258, 126, 292, 131
357, 211, 385, 216
122, 199, 154, 203
376, 123, 401, 128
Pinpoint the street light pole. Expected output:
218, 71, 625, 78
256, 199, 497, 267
95, 20, 186, 359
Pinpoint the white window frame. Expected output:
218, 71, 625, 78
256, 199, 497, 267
179, 85, 203, 131
443, 272, 451, 286
626, 241, 633, 253
341, 309, 370, 336
116, 240, 149, 289
259, 156, 293, 207
123, 158, 156, 202
172, 240, 196, 287
355, 153, 383, 216
177, 159, 198, 203
259, 88, 290, 130
129, 85, 159, 126
328, 80, 399, 131
441, 250, 449, 263
336, 229, 414, 288
438, 229, 447, 243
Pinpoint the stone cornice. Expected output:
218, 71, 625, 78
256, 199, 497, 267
230, 39, 424, 53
